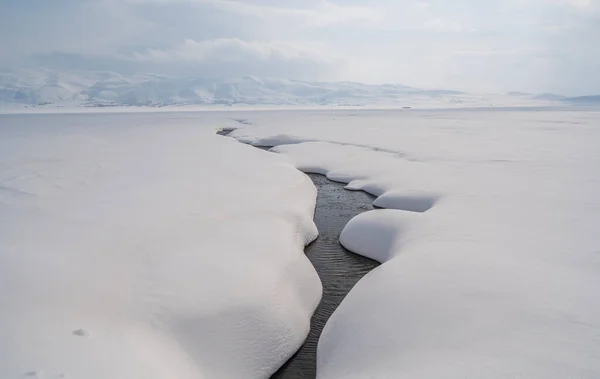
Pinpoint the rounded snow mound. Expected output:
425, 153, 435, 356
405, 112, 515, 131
340, 209, 423, 263
373, 191, 440, 212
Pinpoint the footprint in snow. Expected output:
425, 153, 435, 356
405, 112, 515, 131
72, 328, 91, 337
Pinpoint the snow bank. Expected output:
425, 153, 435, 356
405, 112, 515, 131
372, 191, 439, 212
0, 114, 321, 378
339, 209, 425, 262
231, 108, 600, 378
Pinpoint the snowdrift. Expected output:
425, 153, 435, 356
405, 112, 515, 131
231, 108, 600, 379
0, 116, 321, 379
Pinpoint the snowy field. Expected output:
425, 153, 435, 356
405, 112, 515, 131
0, 112, 321, 378
1, 108, 600, 378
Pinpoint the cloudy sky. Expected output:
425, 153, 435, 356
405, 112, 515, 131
1, 0, 599, 95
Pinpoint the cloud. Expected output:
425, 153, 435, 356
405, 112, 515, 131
21, 39, 339, 81
131, 38, 328, 63
424, 18, 468, 32
122, 0, 382, 27
123, 38, 340, 79
1, 0, 599, 94
554, 0, 596, 11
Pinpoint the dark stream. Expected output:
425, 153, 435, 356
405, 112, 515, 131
217, 130, 380, 378
272, 173, 380, 379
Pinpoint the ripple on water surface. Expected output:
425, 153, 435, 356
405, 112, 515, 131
272, 174, 380, 379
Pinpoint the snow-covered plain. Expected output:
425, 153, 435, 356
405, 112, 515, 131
2, 108, 600, 379
0, 112, 321, 378
230, 108, 600, 378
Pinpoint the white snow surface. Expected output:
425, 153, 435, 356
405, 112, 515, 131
340, 209, 426, 263
372, 190, 439, 212
229, 108, 600, 378
2, 108, 600, 379
0, 112, 321, 378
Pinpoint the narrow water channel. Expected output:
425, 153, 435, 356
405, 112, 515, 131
272, 173, 380, 379
217, 130, 380, 379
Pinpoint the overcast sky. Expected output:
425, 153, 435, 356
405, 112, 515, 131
1, 0, 599, 95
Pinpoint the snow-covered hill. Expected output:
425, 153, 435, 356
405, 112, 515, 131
0, 69, 452, 108
0, 69, 576, 110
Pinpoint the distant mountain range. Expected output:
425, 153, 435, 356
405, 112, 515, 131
533, 93, 600, 104
1, 69, 598, 110
564, 95, 600, 104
